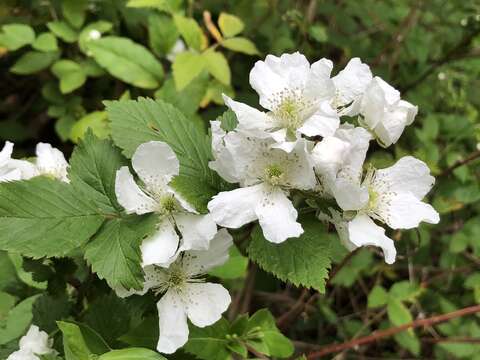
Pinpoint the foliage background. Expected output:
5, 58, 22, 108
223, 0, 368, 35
1, 0, 480, 359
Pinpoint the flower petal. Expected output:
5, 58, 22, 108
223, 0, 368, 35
174, 213, 217, 251
250, 52, 310, 110
348, 214, 396, 264
304, 58, 335, 101
184, 283, 231, 327
156, 290, 188, 354
35, 143, 69, 182
7, 349, 38, 360
0, 141, 14, 164
19, 325, 52, 355
312, 136, 351, 184
376, 192, 440, 229
222, 95, 272, 137
332, 178, 369, 211
182, 228, 233, 276
115, 166, 157, 215
255, 186, 303, 243
332, 58, 372, 115
335, 125, 372, 182
141, 218, 180, 267
132, 141, 179, 187
373, 156, 435, 199
283, 139, 317, 190
208, 184, 264, 228
298, 101, 339, 138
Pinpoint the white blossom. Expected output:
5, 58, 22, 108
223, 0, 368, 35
166, 39, 186, 62
35, 143, 69, 182
207, 121, 316, 243
0, 141, 37, 182
359, 77, 418, 147
115, 141, 217, 266
7, 325, 53, 360
118, 229, 232, 354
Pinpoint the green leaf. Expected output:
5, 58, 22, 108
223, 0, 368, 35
0, 24, 35, 50
367, 285, 389, 308
32, 32, 58, 52
79, 21, 113, 53
62, 0, 87, 29
51, 60, 87, 94
0, 295, 39, 345
127, 0, 181, 12
202, 51, 231, 85
173, 14, 202, 51
0, 292, 16, 321
10, 51, 58, 75
86, 36, 164, 89
209, 246, 248, 279
247, 215, 332, 292
47, 21, 78, 43
9, 253, 47, 289
32, 294, 72, 333
69, 132, 126, 215
245, 309, 294, 358
84, 215, 157, 290
98, 348, 166, 360
217, 109, 238, 132
58, 321, 110, 359
148, 13, 179, 56
389, 281, 422, 302
184, 318, 232, 360
106, 98, 225, 212
309, 25, 328, 43
155, 74, 208, 115
218, 13, 244, 38
70, 111, 110, 143
0, 177, 104, 258
387, 298, 413, 327
56, 116, 76, 141
394, 331, 420, 356
221, 37, 259, 55
118, 317, 157, 349
172, 51, 206, 91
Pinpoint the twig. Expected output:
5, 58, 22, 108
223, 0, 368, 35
203, 11, 223, 43
440, 150, 480, 177
239, 262, 257, 314
276, 288, 310, 330
306, 304, 480, 359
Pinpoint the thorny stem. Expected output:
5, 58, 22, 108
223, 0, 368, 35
439, 149, 480, 177
306, 304, 480, 359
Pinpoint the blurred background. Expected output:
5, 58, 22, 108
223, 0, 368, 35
1, 0, 480, 359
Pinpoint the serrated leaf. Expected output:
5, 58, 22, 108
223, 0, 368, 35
0, 177, 104, 258
173, 14, 202, 51
98, 348, 166, 360
221, 37, 259, 55
203, 51, 231, 85
172, 51, 206, 91
58, 321, 110, 359
148, 13, 178, 56
0, 24, 35, 50
47, 21, 78, 43
62, 0, 87, 29
10, 51, 58, 75
70, 111, 110, 143
51, 59, 87, 94
84, 215, 157, 290
106, 98, 227, 212
32, 32, 58, 52
69, 132, 126, 214
218, 13, 244, 38
86, 36, 164, 89
247, 216, 332, 292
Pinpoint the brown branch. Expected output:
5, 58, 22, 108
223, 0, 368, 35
203, 11, 223, 43
239, 262, 257, 314
306, 304, 480, 359
440, 150, 480, 177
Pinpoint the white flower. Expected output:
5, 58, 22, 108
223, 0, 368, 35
225, 52, 339, 152
207, 121, 316, 243
115, 141, 217, 266
360, 77, 418, 147
320, 156, 439, 263
0, 142, 37, 182
88, 29, 101, 40
119, 229, 232, 354
35, 143, 69, 183
7, 325, 53, 360
166, 39, 186, 62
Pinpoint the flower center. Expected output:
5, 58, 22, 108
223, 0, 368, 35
157, 195, 178, 214
264, 164, 284, 185
368, 187, 379, 210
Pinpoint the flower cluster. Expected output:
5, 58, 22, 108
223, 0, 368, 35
7, 325, 54, 360
0, 141, 69, 183
207, 52, 439, 262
